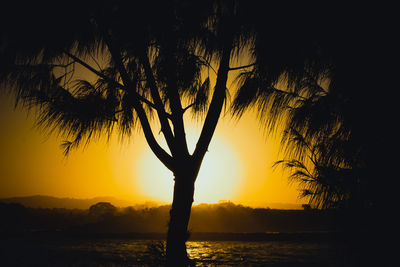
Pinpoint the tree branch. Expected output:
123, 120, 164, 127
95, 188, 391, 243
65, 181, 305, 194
63, 50, 171, 118
89, 53, 103, 73
134, 98, 174, 171
98, 32, 175, 170
182, 103, 195, 113
198, 55, 217, 75
64, 44, 174, 169
94, 25, 176, 169
139, 51, 176, 152
271, 86, 308, 100
193, 42, 232, 166
228, 62, 256, 71
63, 51, 112, 84
137, 92, 173, 119
162, 43, 189, 157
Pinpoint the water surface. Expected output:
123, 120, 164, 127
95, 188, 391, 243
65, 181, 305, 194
1, 233, 347, 266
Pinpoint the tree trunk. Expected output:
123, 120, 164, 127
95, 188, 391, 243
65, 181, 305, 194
166, 166, 197, 266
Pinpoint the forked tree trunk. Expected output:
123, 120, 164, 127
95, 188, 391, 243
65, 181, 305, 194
165, 23, 233, 266
166, 165, 197, 266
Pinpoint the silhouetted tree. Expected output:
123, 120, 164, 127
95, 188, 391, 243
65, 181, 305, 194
1, 1, 391, 265
89, 202, 117, 218
0, 1, 262, 265
231, 4, 396, 264
232, 3, 388, 213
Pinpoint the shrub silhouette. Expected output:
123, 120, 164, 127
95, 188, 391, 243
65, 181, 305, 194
89, 202, 117, 218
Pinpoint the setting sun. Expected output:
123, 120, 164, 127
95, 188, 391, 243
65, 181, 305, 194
135, 128, 243, 204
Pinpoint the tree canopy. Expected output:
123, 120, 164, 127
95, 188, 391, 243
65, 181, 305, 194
1, 1, 387, 209
1, 1, 395, 265
1, 0, 390, 211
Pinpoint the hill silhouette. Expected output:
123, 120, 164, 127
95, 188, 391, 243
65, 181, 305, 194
0, 195, 302, 210
0, 195, 161, 209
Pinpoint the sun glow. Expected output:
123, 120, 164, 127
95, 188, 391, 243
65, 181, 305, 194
135, 128, 243, 204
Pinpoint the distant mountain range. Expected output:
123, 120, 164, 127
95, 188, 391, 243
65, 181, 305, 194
0, 195, 302, 210
0, 195, 161, 209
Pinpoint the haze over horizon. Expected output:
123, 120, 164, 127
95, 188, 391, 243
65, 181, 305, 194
0, 194, 304, 210
0, 90, 307, 208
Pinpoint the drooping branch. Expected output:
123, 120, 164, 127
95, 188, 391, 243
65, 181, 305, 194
198, 55, 218, 75
134, 97, 174, 171
63, 51, 113, 85
228, 62, 256, 71
182, 103, 195, 113
135, 93, 173, 120
139, 51, 176, 154
62, 50, 171, 118
95, 30, 174, 170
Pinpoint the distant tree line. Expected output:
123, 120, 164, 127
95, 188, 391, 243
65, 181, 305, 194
1, 201, 341, 235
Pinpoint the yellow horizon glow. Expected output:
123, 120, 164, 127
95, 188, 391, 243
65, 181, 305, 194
0, 89, 306, 207
135, 127, 243, 204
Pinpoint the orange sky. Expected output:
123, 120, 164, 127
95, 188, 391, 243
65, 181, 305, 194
0, 88, 306, 208
0, 50, 308, 209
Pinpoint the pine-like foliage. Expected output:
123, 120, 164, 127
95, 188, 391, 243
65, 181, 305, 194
231, 2, 373, 209
1, 1, 378, 210
0, 0, 221, 156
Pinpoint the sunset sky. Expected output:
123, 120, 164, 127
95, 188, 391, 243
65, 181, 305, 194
0, 90, 305, 208
0, 61, 307, 208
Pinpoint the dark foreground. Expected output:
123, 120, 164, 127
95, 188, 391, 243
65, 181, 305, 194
0, 232, 360, 266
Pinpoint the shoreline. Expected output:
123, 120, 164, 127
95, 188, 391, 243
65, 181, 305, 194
1, 230, 344, 242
